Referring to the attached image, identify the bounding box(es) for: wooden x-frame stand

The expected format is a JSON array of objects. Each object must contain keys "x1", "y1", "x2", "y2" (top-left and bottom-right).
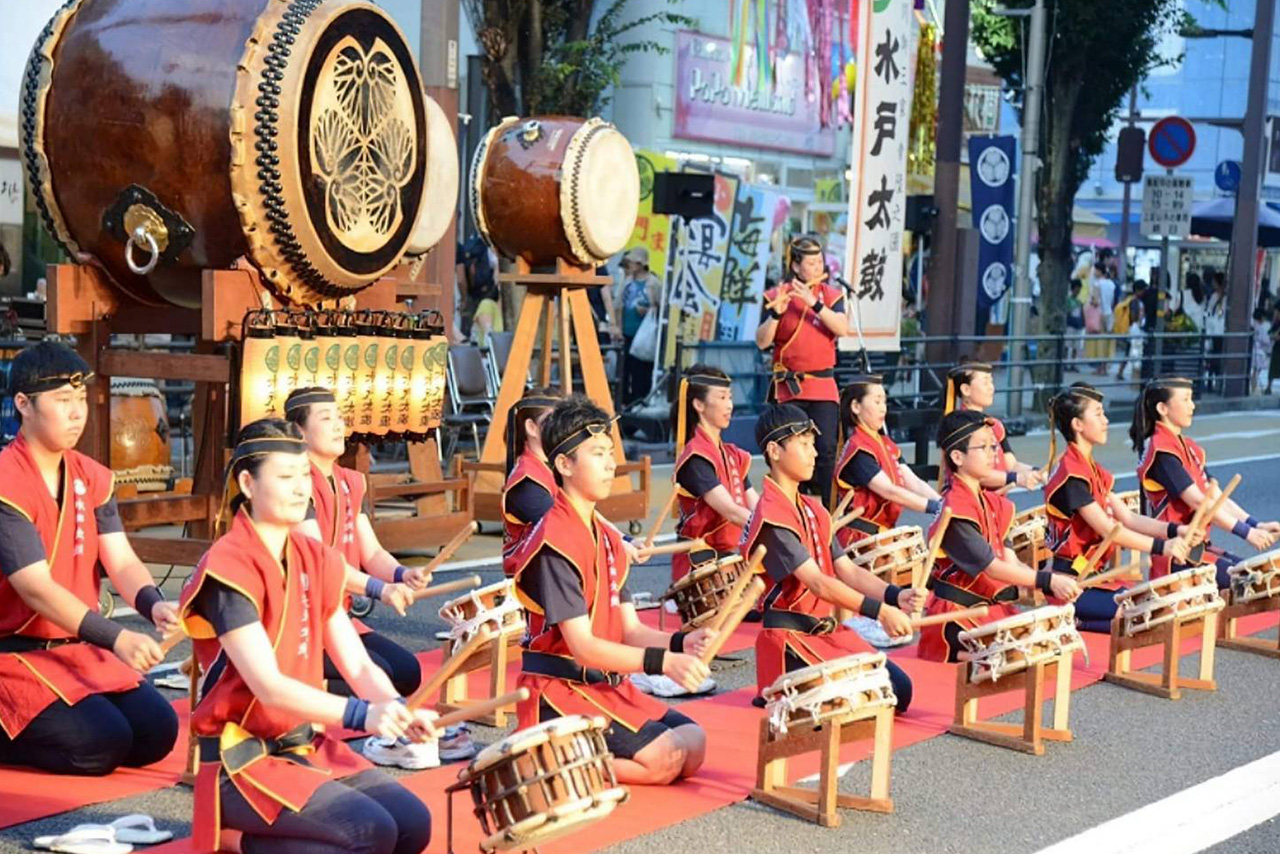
[
  {"x1": 1105, "y1": 610, "x2": 1219, "y2": 700},
  {"x1": 949, "y1": 655, "x2": 1075, "y2": 755}
]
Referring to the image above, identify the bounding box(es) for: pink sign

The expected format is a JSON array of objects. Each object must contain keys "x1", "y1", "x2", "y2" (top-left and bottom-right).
[{"x1": 674, "y1": 31, "x2": 837, "y2": 158}]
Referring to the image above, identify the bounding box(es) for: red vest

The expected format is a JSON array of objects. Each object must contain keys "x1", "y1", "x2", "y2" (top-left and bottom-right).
[
  {"x1": 180, "y1": 509, "x2": 367, "y2": 851},
  {"x1": 673, "y1": 426, "x2": 752, "y2": 581},
  {"x1": 1045, "y1": 444, "x2": 1118, "y2": 571},
  {"x1": 833, "y1": 425, "x2": 903, "y2": 548},
  {"x1": 0, "y1": 434, "x2": 140, "y2": 737},
  {"x1": 1139, "y1": 423, "x2": 1210, "y2": 578},
  {"x1": 310, "y1": 462, "x2": 365, "y2": 569},
  {"x1": 511, "y1": 491, "x2": 668, "y2": 731},
  {"x1": 917, "y1": 476, "x2": 1017, "y2": 661},
  {"x1": 766, "y1": 277, "x2": 843, "y2": 402},
  {"x1": 501, "y1": 450, "x2": 557, "y2": 577}
]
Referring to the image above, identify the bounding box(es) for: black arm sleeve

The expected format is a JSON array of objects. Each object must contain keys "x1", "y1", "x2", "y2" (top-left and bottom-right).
[
  {"x1": 1149, "y1": 451, "x2": 1195, "y2": 497},
  {"x1": 839, "y1": 450, "x2": 883, "y2": 488},
  {"x1": 1000, "y1": 436, "x2": 1014, "y2": 454},
  {"x1": 93, "y1": 497, "x2": 124, "y2": 536},
  {"x1": 676, "y1": 457, "x2": 720, "y2": 499},
  {"x1": 0, "y1": 505, "x2": 46, "y2": 575},
  {"x1": 305, "y1": 500, "x2": 317, "y2": 522},
  {"x1": 1049, "y1": 478, "x2": 1097, "y2": 518},
  {"x1": 520, "y1": 549, "x2": 589, "y2": 625},
  {"x1": 942, "y1": 520, "x2": 997, "y2": 577},
  {"x1": 192, "y1": 578, "x2": 260, "y2": 636},
  {"x1": 506, "y1": 481, "x2": 555, "y2": 525},
  {"x1": 758, "y1": 524, "x2": 815, "y2": 583},
  {"x1": 828, "y1": 296, "x2": 846, "y2": 314}
]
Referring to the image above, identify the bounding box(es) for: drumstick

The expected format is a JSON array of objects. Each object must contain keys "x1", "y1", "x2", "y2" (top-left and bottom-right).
[
  {"x1": 707, "y1": 546, "x2": 767, "y2": 635},
  {"x1": 914, "y1": 508, "x2": 953, "y2": 612},
  {"x1": 644, "y1": 488, "x2": 680, "y2": 549},
  {"x1": 1190, "y1": 474, "x2": 1241, "y2": 543},
  {"x1": 699, "y1": 577, "x2": 765, "y2": 665},
  {"x1": 1078, "y1": 524, "x2": 1123, "y2": 580},
  {"x1": 1186, "y1": 478, "x2": 1219, "y2": 535},
  {"x1": 406, "y1": 626, "x2": 495, "y2": 710},
  {"x1": 639, "y1": 538, "x2": 708, "y2": 557},
  {"x1": 420, "y1": 521, "x2": 480, "y2": 577},
  {"x1": 1079, "y1": 564, "x2": 1135, "y2": 590},
  {"x1": 910, "y1": 604, "x2": 989, "y2": 629},
  {"x1": 411, "y1": 574, "x2": 482, "y2": 603},
  {"x1": 830, "y1": 507, "x2": 866, "y2": 536},
  {"x1": 830, "y1": 487, "x2": 857, "y2": 525},
  {"x1": 430, "y1": 689, "x2": 529, "y2": 731},
  {"x1": 158, "y1": 630, "x2": 186, "y2": 658}
]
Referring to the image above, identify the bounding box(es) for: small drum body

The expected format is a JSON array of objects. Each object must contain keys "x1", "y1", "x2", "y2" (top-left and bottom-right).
[
  {"x1": 439, "y1": 579, "x2": 526, "y2": 653},
  {"x1": 405, "y1": 92, "x2": 459, "y2": 256},
  {"x1": 1116, "y1": 490, "x2": 1142, "y2": 515},
  {"x1": 21, "y1": 0, "x2": 427, "y2": 307},
  {"x1": 1227, "y1": 551, "x2": 1280, "y2": 605},
  {"x1": 957, "y1": 605, "x2": 1083, "y2": 684},
  {"x1": 845, "y1": 526, "x2": 926, "y2": 587},
  {"x1": 1009, "y1": 506, "x2": 1048, "y2": 570},
  {"x1": 662, "y1": 554, "x2": 745, "y2": 630},
  {"x1": 470, "y1": 116, "x2": 639, "y2": 268},
  {"x1": 109, "y1": 378, "x2": 172, "y2": 492},
  {"x1": 1113, "y1": 566, "x2": 1224, "y2": 637},
  {"x1": 761, "y1": 652, "x2": 896, "y2": 736},
  {"x1": 456, "y1": 715, "x2": 628, "y2": 852}
]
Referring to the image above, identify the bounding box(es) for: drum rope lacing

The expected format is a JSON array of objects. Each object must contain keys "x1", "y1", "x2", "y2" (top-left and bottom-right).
[
  {"x1": 1115, "y1": 567, "x2": 1224, "y2": 637},
  {"x1": 958, "y1": 606, "x2": 1085, "y2": 683},
  {"x1": 1229, "y1": 562, "x2": 1280, "y2": 604},
  {"x1": 441, "y1": 586, "x2": 525, "y2": 644},
  {"x1": 764, "y1": 665, "x2": 896, "y2": 736}
]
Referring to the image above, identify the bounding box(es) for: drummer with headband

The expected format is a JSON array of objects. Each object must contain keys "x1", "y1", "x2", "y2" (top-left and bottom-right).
[
  {"x1": 918, "y1": 410, "x2": 1081, "y2": 661},
  {"x1": 178, "y1": 418, "x2": 435, "y2": 854},
  {"x1": 756, "y1": 236, "x2": 848, "y2": 505},
  {"x1": 501, "y1": 387, "x2": 563, "y2": 575},
  {"x1": 1044, "y1": 383, "x2": 1196, "y2": 632},
  {"x1": 670, "y1": 365, "x2": 758, "y2": 582},
  {"x1": 941, "y1": 361, "x2": 1045, "y2": 491},
  {"x1": 510, "y1": 395, "x2": 716, "y2": 785},
  {"x1": 0, "y1": 341, "x2": 179, "y2": 776},
  {"x1": 833, "y1": 373, "x2": 942, "y2": 549},
  {"x1": 743, "y1": 404, "x2": 916, "y2": 712},
  {"x1": 1130, "y1": 377, "x2": 1277, "y2": 588}
]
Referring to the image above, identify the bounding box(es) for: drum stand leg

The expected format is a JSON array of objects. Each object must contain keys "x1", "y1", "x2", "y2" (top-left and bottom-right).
[
  {"x1": 438, "y1": 636, "x2": 521, "y2": 727},
  {"x1": 1218, "y1": 595, "x2": 1280, "y2": 659},
  {"x1": 1104, "y1": 613, "x2": 1219, "y2": 699},
  {"x1": 948, "y1": 656, "x2": 1075, "y2": 756},
  {"x1": 750, "y1": 709, "x2": 894, "y2": 828},
  {"x1": 181, "y1": 654, "x2": 200, "y2": 787}
]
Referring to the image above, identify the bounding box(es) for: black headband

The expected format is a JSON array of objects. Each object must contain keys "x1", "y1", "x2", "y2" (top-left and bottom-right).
[
  {"x1": 948, "y1": 362, "x2": 993, "y2": 378},
  {"x1": 685, "y1": 373, "x2": 732, "y2": 388},
  {"x1": 15, "y1": 371, "x2": 95, "y2": 396},
  {"x1": 1146, "y1": 377, "x2": 1194, "y2": 392},
  {"x1": 1054, "y1": 386, "x2": 1105, "y2": 406},
  {"x1": 846, "y1": 373, "x2": 885, "y2": 386},
  {"x1": 230, "y1": 436, "x2": 307, "y2": 467},
  {"x1": 789, "y1": 238, "x2": 823, "y2": 257},
  {"x1": 760, "y1": 418, "x2": 820, "y2": 448},
  {"x1": 940, "y1": 416, "x2": 993, "y2": 453},
  {"x1": 284, "y1": 388, "x2": 337, "y2": 413},
  {"x1": 513, "y1": 394, "x2": 560, "y2": 413},
  {"x1": 546, "y1": 417, "x2": 618, "y2": 464}
]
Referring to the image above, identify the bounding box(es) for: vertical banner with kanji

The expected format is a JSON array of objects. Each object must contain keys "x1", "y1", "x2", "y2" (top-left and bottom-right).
[
  {"x1": 662, "y1": 172, "x2": 738, "y2": 367},
  {"x1": 718, "y1": 185, "x2": 784, "y2": 341},
  {"x1": 843, "y1": 0, "x2": 913, "y2": 351},
  {"x1": 628, "y1": 150, "x2": 677, "y2": 284},
  {"x1": 968, "y1": 135, "x2": 1017, "y2": 322}
]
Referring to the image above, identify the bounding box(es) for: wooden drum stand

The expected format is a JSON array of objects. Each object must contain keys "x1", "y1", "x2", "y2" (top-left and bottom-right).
[
  {"x1": 1105, "y1": 610, "x2": 1220, "y2": 700},
  {"x1": 950, "y1": 655, "x2": 1075, "y2": 756}
]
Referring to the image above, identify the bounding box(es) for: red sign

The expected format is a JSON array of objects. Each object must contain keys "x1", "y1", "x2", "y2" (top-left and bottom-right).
[{"x1": 1148, "y1": 117, "x2": 1196, "y2": 169}]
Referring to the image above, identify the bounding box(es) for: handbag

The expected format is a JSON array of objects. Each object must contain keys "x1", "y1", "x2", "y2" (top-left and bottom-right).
[{"x1": 629, "y1": 309, "x2": 658, "y2": 362}]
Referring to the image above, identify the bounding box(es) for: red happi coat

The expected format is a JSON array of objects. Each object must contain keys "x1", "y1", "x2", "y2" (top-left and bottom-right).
[
  {"x1": 309, "y1": 462, "x2": 371, "y2": 633},
  {"x1": 941, "y1": 413, "x2": 1011, "y2": 489},
  {"x1": 742, "y1": 477, "x2": 872, "y2": 692},
  {"x1": 1139, "y1": 423, "x2": 1211, "y2": 579},
  {"x1": 917, "y1": 476, "x2": 1018, "y2": 662},
  {"x1": 1045, "y1": 443, "x2": 1121, "y2": 581},
  {"x1": 179, "y1": 509, "x2": 369, "y2": 852},
  {"x1": 501, "y1": 450, "x2": 557, "y2": 577},
  {"x1": 511, "y1": 490, "x2": 669, "y2": 732},
  {"x1": 833, "y1": 424, "x2": 904, "y2": 549},
  {"x1": 765, "y1": 277, "x2": 843, "y2": 403},
  {"x1": 672, "y1": 426, "x2": 752, "y2": 581},
  {"x1": 0, "y1": 434, "x2": 141, "y2": 738}
]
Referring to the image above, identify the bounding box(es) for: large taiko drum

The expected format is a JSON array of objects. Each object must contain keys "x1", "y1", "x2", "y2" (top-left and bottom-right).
[
  {"x1": 20, "y1": 0, "x2": 428, "y2": 307},
  {"x1": 109, "y1": 378, "x2": 173, "y2": 492},
  {"x1": 404, "y1": 92, "x2": 459, "y2": 258},
  {"x1": 470, "y1": 116, "x2": 640, "y2": 268}
]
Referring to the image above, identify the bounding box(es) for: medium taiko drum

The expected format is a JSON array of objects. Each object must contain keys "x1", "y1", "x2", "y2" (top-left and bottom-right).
[
  {"x1": 20, "y1": 0, "x2": 427, "y2": 307},
  {"x1": 109, "y1": 378, "x2": 172, "y2": 492},
  {"x1": 470, "y1": 116, "x2": 639, "y2": 268},
  {"x1": 404, "y1": 92, "x2": 459, "y2": 257},
  {"x1": 957, "y1": 605, "x2": 1083, "y2": 684},
  {"x1": 1113, "y1": 565, "x2": 1224, "y2": 637}
]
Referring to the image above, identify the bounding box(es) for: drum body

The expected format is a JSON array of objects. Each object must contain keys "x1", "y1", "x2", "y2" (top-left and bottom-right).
[
  {"x1": 439, "y1": 579, "x2": 526, "y2": 654},
  {"x1": 405, "y1": 92, "x2": 459, "y2": 256},
  {"x1": 1227, "y1": 551, "x2": 1280, "y2": 605},
  {"x1": 470, "y1": 116, "x2": 639, "y2": 268},
  {"x1": 1115, "y1": 490, "x2": 1141, "y2": 515},
  {"x1": 457, "y1": 715, "x2": 628, "y2": 852},
  {"x1": 761, "y1": 652, "x2": 896, "y2": 736},
  {"x1": 1009, "y1": 506, "x2": 1048, "y2": 570},
  {"x1": 662, "y1": 554, "x2": 745, "y2": 630},
  {"x1": 21, "y1": 0, "x2": 427, "y2": 307},
  {"x1": 957, "y1": 605, "x2": 1083, "y2": 684},
  {"x1": 1113, "y1": 566, "x2": 1223, "y2": 637},
  {"x1": 109, "y1": 378, "x2": 173, "y2": 492},
  {"x1": 846, "y1": 526, "x2": 925, "y2": 587}
]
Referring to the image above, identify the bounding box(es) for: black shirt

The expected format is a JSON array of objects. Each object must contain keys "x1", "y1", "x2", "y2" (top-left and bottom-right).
[
  {"x1": 506, "y1": 480, "x2": 555, "y2": 525},
  {"x1": 191, "y1": 577, "x2": 260, "y2": 636},
  {"x1": 838, "y1": 450, "x2": 882, "y2": 488},
  {"x1": 0, "y1": 498, "x2": 125, "y2": 576},
  {"x1": 757, "y1": 523, "x2": 842, "y2": 583},
  {"x1": 676, "y1": 456, "x2": 751, "y2": 499},
  {"x1": 1049, "y1": 477, "x2": 1097, "y2": 518},
  {"x1": 941, "y1": 520, "x2": 998, "y2": 577},
  {"x1": 1148, "y1": 451, "x2": 1195, "y2": 498},
  {"x1": 520, "y1": 547, "x2": 632, "y2": 626}
]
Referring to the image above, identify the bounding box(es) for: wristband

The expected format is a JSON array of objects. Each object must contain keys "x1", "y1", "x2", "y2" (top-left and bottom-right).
[
  {"x1": 1247, "y1": 515, "x2": 1260, "y2": 528},
  {"x1": 78, "y1": 610, "x2": 124, "y2": 651},
  {"x1": 365, "y1": 576, "x2": 387, "y2": 601},
  {"x1": 1035, "y1": 570, "x2": 1054, "y2": 596},
  {"x1": 813, "y1": 299, "x2": 825, "y2": 313},
  {"x1": 1167, "y1": 522, "x2": 1180, "y2": 539},
  {"x1": 884, "y1": 585, "x2": 902, "y2": 608},
  {"x1": 393, "y1": 566, "x2": 409, "y2": 584},
  {"x1": 1006, "y1": 470, "x2": 1019, "y2": 486},
  {"x1": 1152, "y1": 537, "x2": 1166, "y2": 556},
  {"x1": 925, "y1": 498, "x2": 942, "y2": 515},
  {"x1": 134, "y1": 585, "x2": 164, "y2": 625},
  {"x1": 858, "y1": 598, "x2": 882, "y2": 620},
  {"x1": 669, "y1": 632, "x2": 687, "y2": 653},
  {"x1": 643, "y1": 647, "x2": 666, "y2": 676},
  {"x1": 1232, "y1": 520, "x2": 1252, "y2": 539},
  {"x1": 342, "y1": 697, "x2": 370, "y2": 731}
]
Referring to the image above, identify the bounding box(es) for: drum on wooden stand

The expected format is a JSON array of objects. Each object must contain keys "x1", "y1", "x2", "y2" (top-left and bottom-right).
[
  {"x1": 439, "y1": 579, "x2": 526, "y2": 655},
  {"x1": 845, "y1": 526, "x2": 926, "y2": 587},
  {"x1": 404, "y1": 92, "x2": 459, "y2": 258},
  {"x1": 957, "y1": 605, "x2": 1084, "y2": 684},
  {"x1": 109, "y1": 378, "x2": 173, "y2": 492},
  {"x1": 1227, "y1": 551, "x2": 1280, "y2": 605},
  {"x1": 1113, "y1": 566, "x2": 1224, "y2": 637},
  {"x1": 660, "y1": 554, "x2": 746, "y2": 630},
  {"x1": 1009, "y1": 506, "x2": 1048, "y2": 569},
  {"x1": 760, "y1": 652, "x2": 897, "y2": 736}
]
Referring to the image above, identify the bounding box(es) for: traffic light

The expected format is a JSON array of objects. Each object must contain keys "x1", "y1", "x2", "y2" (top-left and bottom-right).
[{"x1": 1115, "y1": 127, "x2": 1145, "y2": 183}]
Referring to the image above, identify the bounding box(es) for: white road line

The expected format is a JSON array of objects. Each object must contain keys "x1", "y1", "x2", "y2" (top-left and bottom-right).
[
  {"x1": 1111, "y1": 451, "x2": 1280, "y2": 480},
  {"x1": 1033, "y1": 748, "x2": 1280, "y2": 854},
  {"x1": 432, "y1": 531, "x2": 677, "y2": 573}
]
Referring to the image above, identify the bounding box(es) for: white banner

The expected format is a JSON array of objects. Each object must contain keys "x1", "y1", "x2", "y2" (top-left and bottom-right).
[
  {"x1": 0, "y1": 158, "x2": 22, "y2": 226},
  {"x1": 842, "y1": 0, "x2": 913, "y2": 352}
]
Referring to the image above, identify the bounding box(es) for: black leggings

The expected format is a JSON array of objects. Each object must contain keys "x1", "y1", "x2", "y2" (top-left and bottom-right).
[
  {"x1": 0, "y1": 683, "x2": 178, "y2": 776},
  {"x1": 785, "y1": 649, "x2": 913, "y2": 714},
  {"x1": 221, "y1": 768, "x2": 430, "y2": 854},
  {"x1": 789, "y1": 399, "x2": 839, "y2": 506},
  {"x1": 324, "y1": 631, "x2": 422, "y2": 697}
]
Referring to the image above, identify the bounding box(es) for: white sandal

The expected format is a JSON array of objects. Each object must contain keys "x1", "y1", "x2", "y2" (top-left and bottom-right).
[
  {"x1": 102, "y1": 815, "x2": 173, "y2": 845},
  {"x1": 31, "y1": 825, "x2": 132, "y2": 854}
]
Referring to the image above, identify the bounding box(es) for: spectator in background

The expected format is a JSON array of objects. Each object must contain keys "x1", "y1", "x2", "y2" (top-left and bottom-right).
[
  {"x1": 1122, "y1": 298, "x2": 1146, "y2": 385},
  {"x1": 1092, "y1": 260, "x2": 1116, "y2": 374},
  {"x1": 1084, "y1": 290, "x2": 1106, "y2": 373},
  {"x1": 1206, "y1": 271, "x2": 1228, "y2": 391},
  {"x1": 457, "y1": 236, "x2": 497, "y2": 341},
  {"x1": 1253, "y1": 308, "x2": 1272, "y2": 395},
  {"x1": 619, "y1": 247, "x2": 661, "y2": 405},
  {"x1": 1181, "y1": 272, "x2": 1206, "y2": 332},
  {"x1": 470, "y1": 275, "x2": 504, "y2": 349},
  {"x1": 1066, "y1": 279, "x2": 1086, "y2": 369},
  {"x1": 1268, "y1": 306, "x2": 1280, "y2": 395}
]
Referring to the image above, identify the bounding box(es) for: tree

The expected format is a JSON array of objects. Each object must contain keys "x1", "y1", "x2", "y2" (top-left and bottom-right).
[
  {"x1": 464, "y1": 0, "x2": 695, "y2": 119},
  {"x1": 970, "y1": 0, "x2": 1201, "y2": 332}
]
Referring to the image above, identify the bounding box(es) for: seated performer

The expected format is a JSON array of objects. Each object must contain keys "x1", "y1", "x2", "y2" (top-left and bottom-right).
[
  {"x1": 1045, "y1": 383, "x2": 1194, "y2": 632},
  {"x1": 917, "y1": 411, "x2": 1081, "y2": 662},
  {"x1": 941, "y1": 361, "x2": 1045, "y2": 491},
  {"x1": 0, "y1": 341, "x2": 179, "y2": 775},
  {"x1": 501, "y1": 387, "x2": 562, "y2": 576},
  {"x1": 743, "y1": 404, "x2": 916, "y2": 712},
  {"x1": 833, "y1": 374, "x2": 941, "y2": 549},
  {"x1": 511, "y1": 396, "x2": 714, "y2": 785},
  {"x1": 670, "y1": 365, "x2": 758, "y2": 582},
  {"x1": 179, "y1": 418, "x2": 435, "y2": 854},
  {"x1": 1132, "y1": 377, "x2": 1278, "y2": 588}
]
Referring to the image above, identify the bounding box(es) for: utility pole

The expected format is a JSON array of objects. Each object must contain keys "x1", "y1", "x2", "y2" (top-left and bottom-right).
[
  {"x1": 1006, "y1": 0, "x2": 1046, "y2": 416},
  {"x1": 1225, "y1": 0, "x2": 1275, "y2": 396},
  {"x1": 1117, "y1": 85, "x2": 1138, "y2": 290}
]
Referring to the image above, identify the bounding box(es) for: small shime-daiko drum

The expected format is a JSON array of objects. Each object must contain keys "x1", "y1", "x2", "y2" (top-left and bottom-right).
[
  {"x1": 957, "y1": 605, "x2": 1084, "y2": 684},
  {"x1": 109, "y1": 378, "x2": 172, "y2": 492},
  {"x1": 845, "y1": 526, "x2": 926, "y2": 587},
  {"x1": 439, "y1": 579, "x2": 526, "y2": 654},
  {"x1": 21, "y1": 0, "x2": 428, "y2": 307},
  {"x1": 454, "y1": 715, "x2": 628, "y2": 852},
  {"x1": 1113, "y1": 565, "x2": 1224, "y2": 637},
  {"x1": 404, "y1": 92, "x2": 459, "y2": 258},
  {"x1": 470, "y1": 116, "x2": 640, "y2": 268},
  {"x1": 1116, "y1": 490, "x2": 1142, "y2": 515},
  {"x1": 761, "y1": 652, "x2": 896, "y2": 736},
  {"x1": 661, "y1": 554, "x2": 746, "y2": 630},
  {"x1": 1227, "y1": 551, "x2": 1280, "y2": 605},
  {"x1": 1009, "y1": 505, "x2": 1048, "y2": 570}
]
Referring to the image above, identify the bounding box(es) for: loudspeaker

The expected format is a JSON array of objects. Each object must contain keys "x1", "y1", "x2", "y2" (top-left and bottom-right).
[
  {"x1": 905, "y1": 194, "x2": 938, "y2": 232},
  {"x1": 652, "y1": 172, "x2": 716, "y2": 218}
]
